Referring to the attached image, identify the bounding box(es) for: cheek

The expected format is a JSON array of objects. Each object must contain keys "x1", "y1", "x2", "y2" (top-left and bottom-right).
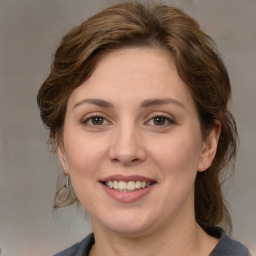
[
  {"x1": 63, "y1": 134, "x2": 109, "y2": 209},
  {"x1": 64, "y1": 133, "x2": 108, "y2": 176},
  {"x1": 148, "y1": 132, "x2": 203, "y2": 178},
  {"x1": 142, "y1": 135, "x2": 202, "y2": 219}
]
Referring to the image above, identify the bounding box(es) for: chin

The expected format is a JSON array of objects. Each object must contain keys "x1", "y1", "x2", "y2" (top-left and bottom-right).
[
  {"x1": 93, "y1": 208, "x2": 157, "y2": 237},
  {"x1": 108, "y1": 220, "x2": 154, "y2": 237}
]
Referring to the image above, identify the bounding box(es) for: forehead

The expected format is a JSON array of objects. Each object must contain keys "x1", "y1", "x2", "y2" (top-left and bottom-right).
[{"x1": 68, "y1": 47, "x2": 194, "y2": 108}]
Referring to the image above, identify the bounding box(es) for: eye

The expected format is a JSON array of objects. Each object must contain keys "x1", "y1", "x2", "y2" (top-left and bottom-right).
[
  {"x1": 82, "y1": 115, "x2": 109, "y2": 126},
  {"x1": 147, "y1": 115, "x2": 175, "y2": 126}
]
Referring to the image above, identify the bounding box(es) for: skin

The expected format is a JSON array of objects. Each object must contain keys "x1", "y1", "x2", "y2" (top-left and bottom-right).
[{"x1": 58, "y1": 47, "x2": 220, "y2": 256}]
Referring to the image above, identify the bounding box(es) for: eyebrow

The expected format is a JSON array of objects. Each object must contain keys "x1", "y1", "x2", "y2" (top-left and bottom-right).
[
  {"x1": 72, "y1": 97, "x2": 185, "y2": 110},
  {"x1": 140, "y1": 98, "x2": 185, "y2": 109},
  {"x1": 73, "y1": 98, "x2": 114, "y2": 109}
]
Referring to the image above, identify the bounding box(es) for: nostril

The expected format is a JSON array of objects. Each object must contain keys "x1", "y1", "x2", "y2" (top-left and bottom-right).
[
  {"x1": 110, "y1": 154, "x2": 140, "y2": 165},
  {"x1": 108, "y1": 140, "x2": 147, "y2": 164},
  {"x1": 112, "y1": 157, "x2": 120, "y2": 163}
]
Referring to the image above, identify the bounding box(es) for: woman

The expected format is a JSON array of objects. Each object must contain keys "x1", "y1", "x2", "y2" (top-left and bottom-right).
[{"x1": 37, "y1": 2, "x2": 249, "y2": 256}]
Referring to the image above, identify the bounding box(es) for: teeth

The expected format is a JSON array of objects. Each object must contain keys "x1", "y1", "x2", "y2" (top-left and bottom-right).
[
  {"x1": 113, "y1": 180, "x2": 119, "y2": 189},
  {"x1": 135, "y1": 181, "x2": 142, "y2": 189},
  {"x1": 119, "y1": 181, "x2": 126, "y2": 190},
  {"x1": 127, "y1": 181, "x2": 136, "y2": 190},
  {"x1": 105, "y1": 180, "x2": 152, "y2": 191}
]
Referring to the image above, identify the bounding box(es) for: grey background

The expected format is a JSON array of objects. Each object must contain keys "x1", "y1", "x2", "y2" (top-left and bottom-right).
[{"x1": 0, "y1": 0, "x2": 255, "y2": 255}]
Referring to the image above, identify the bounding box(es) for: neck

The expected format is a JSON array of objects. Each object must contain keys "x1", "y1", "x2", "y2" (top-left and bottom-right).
[{"x1": 90, "y1": 217, "x2": 218, "y2": 256}]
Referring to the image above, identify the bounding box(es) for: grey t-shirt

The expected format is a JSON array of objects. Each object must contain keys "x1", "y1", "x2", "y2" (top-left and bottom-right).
[{"x1": 53, "y1": 225, "x2": 249, "y2": 256}]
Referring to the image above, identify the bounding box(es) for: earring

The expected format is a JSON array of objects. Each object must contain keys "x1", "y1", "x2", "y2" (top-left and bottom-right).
[
  {"x1": 65, "y1": 174, "x2": 70, "y2": 188},
  {"x1": 204, "y1": 164, "x2": 208, "y2": 176}
]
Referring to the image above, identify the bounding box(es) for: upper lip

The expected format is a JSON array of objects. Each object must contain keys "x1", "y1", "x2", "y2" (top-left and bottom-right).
[{"x1": 99, "y1": 175, "x2": 156, "y2": 183}]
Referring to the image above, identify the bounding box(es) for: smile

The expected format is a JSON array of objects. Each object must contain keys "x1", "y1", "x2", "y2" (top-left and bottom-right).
[
  {"x1": 100, "y1": 175, "x2": 156, "y2": 202},
  {"x1": 104, "y1": 180, "x2": 152, "y2": 192}
]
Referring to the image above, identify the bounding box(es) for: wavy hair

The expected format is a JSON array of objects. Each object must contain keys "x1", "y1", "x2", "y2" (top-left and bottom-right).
[{"x1": 37, "y1": 2, "x2": 237, "y2": 230}]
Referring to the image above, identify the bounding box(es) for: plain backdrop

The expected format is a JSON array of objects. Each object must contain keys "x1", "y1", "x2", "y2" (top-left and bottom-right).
[{"x1": 0, "y1": 0, "x2": 255, "y2": 255}]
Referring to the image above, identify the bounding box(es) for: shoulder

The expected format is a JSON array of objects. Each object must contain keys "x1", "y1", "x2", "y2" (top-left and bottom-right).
[
  {"x1": 53, "y1": 233, "x2": 95, "y2": 256},
  {"x1": 211, "y1": 232, "x2": 250, "y2": 256},
  {"x1": 200, "y1": 223, "x2": 250, "y2": 256}
]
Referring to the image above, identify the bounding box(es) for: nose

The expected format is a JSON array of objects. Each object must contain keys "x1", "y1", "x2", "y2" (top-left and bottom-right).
[{"x1": 108, "y1": 123, "x2": 146, "y2": 166}]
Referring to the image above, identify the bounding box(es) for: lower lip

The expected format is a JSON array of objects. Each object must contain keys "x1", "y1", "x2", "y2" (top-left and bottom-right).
[{"x1": 101, "y1": 183, "x2": 155, "y2": 203}]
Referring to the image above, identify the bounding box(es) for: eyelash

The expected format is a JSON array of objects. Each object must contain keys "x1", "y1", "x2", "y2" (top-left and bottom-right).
[
  {"x1": 81, "y1": 114, "x2": 175, "y2": 128},
  {"x1": 81, "y1": 115, "x2": 110, "y2": 126},
  {"x1": 146, "y1": 115, "x2": 175, "y2": 127}
]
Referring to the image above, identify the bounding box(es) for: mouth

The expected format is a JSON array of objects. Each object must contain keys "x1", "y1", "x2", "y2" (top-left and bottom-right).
[
  {"x1": 102, "y1": 180, "x2": 153, "y2": 192},
  {"x1": 100, "y1": 175, "x2": 156, "y2": 192}
]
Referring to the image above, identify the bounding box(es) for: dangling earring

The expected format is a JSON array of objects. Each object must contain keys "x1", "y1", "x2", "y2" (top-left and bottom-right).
[
  {"x1": 65, "y1": 174, "x2": 70, "y2": 188},
  {"x1": 204, "y1": 164, "x2": 208, "y2": 176}
]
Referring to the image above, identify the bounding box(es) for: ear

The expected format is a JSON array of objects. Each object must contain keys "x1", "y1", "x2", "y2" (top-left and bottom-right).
[
  {"x1": 56, "y1": 141, "x2": 70, "y2": 175},
  {"x1": 198, "y1": 120, "x2": 221, "y2": 172}
]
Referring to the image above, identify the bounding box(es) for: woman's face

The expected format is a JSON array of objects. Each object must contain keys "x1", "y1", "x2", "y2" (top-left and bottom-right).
[{"x1": 58, "y1": 47, "x2": 219, "y2": 236}]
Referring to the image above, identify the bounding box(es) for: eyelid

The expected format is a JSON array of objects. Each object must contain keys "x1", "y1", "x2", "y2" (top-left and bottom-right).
[
  {"x1": 80, "y1": 112, "x2": 175, "y2": 127},
  {"x1": 145, "y1": 113, "x2": 176, "y2": 126},
  {"x1": 81, "y1": 113, "x2": 111, "y2": 126}
]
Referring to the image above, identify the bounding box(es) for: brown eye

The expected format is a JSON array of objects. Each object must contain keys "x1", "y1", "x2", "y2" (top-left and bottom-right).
[
  {"x1": 82, "y1": 115, "x2": 109, "y2": 126},
  {"x1": 153, "y1": 116, "x2": 167, "y2": 126},
  {"x1": 147, "y1": 115, "x2": 175, "y2": 127},
  {"x1": 91, "y1": 116, "x2": 104, "y2": 125}
]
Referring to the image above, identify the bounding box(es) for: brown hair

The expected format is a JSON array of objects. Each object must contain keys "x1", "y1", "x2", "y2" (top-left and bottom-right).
[{"x1": 37, "y1": 1, "x2": 237, "y2": 230}]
